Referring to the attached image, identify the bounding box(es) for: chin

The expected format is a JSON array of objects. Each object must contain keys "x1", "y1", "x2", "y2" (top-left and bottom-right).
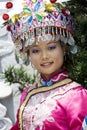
[{"x1": 41, "y1": 70, "x2": 55, "y2": 76}]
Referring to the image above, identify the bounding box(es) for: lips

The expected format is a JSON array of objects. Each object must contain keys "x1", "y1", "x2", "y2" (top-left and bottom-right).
[{"x1": 40, "y1": 62, "x2": 53, "y2": 67}]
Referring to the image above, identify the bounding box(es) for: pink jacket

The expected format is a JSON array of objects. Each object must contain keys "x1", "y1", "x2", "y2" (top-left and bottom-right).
[{"x1": 10, "y1": 81, "x2": 87, "y2": 130}]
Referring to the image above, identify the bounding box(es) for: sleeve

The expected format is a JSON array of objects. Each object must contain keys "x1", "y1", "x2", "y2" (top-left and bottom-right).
[
  {"x1": 10, "y1": 122, "x2": 19, "y2": 130},
  {"x1": 66, "y1": 87, "x2": 87, "y2": 130},
  {"x1": 10, "y1": 109, "x2": 20, "y2": 130},
  {"x1": 10, "y1": 87, "x2": 29, "y2": 130}
]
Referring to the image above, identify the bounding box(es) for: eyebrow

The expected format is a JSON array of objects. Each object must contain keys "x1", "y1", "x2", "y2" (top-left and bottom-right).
[
  {"x1": 30, "y1": 44, "x2": 39, "y2": 48},
  {"x1": 47, "y1": 42, "x2": 56, "y2": 45},
  {"x1": 30, "y1": 42, "x2": 56, "y2": 48}
]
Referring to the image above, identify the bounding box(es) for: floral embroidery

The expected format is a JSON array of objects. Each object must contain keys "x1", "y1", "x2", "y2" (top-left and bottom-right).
[{"x1": 23, "y1": 96, "x2": 57, "y2": 130}]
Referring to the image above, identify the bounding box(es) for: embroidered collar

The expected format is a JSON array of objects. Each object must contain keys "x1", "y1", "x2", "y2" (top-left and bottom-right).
[{"x1": 40, "y1": 68, "x2": 68, "y2": 87}]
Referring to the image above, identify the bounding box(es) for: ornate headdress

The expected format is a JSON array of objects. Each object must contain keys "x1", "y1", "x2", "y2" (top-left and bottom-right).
[{"x1": 2, "y1": 0, "x2": 77, "y2": 56}]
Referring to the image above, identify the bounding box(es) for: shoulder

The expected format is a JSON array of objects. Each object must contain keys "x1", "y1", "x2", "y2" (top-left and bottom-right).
[
  {"x1": 59, "y1": 81, "x2": 87, "y2": 107},
  {"x1": 64, "y1": 81, "x2": 87, "y2": 110},
  {"x1": 62, "y1": 82, "x2": 87, "y2": 122},
  {"x1": 65, "y1": 81, "x2": 87, "y2": 99},
  {"x1": 56, "y1": 80, "x2": 85, "y2": 96},
  {"x1": 68, "y1": 81, "x2": 87, "y2": 94}
]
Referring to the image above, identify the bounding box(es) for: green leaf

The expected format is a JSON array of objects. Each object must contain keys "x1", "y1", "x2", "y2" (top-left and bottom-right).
[
  {"x1": 35, "y1": 14, "x2": 43, "y2": 22},
  {"x1": 23, "y1": 8, "x2": 31, "y2": 13}
]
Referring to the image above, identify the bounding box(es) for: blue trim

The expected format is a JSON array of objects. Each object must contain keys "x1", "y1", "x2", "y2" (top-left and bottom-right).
[
  {"x1": 41, "y1": 79, "x2": 53, "y2": 86},
  {"x1": 82, "y1": 116, "x2": 87, "y2": 130},
  {"x1": 85, "y1": 116, "x2": 87, "y2": 125}
]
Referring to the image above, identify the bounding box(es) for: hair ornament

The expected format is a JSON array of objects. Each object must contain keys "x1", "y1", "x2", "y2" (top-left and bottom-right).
[{"x1": 2, "y1": 0, "x2": 77, "y2": 64}]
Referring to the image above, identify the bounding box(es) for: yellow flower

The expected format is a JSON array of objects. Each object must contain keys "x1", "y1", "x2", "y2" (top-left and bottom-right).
[{"x1": 45, "y1": 4, "x2": 54, "y2": 12}]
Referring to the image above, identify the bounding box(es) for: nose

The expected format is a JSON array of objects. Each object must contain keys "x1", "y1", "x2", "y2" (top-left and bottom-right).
[{"x1": 41, "y1": 50, "x2": 49, "y2": 60}]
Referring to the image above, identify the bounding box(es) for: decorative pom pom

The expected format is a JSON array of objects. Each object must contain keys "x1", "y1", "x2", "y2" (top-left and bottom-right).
[
  {"x1": 2, "y1": 14, "x2": 9, "y2": 20},
  {"x1": 50, "y1": 0, "x2": 57, "y2": 3},
  {"x1": 6, "y1": 2, "x2": 13, "y2": 9},
  {"x1": 62, "y1": 8, "x2": 70, "y2": 16},
  {"x1": 6, "y1": 25, "x2": 11, "y2": 31}
]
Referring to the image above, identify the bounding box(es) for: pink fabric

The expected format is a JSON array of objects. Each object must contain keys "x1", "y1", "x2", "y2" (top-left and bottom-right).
[
  {"x1": 41, "y1": 68, "x2": 68, "y2": 82},
  {"x1": 10, "y1": 88, "x2": 29, "y2": 130},
  {"x1": 20, "y1": 87, "x2": 29, "y2": 105},
  {"x1": 10, "y1": 83, "x2": 87, "y2": 130},
  {"x1": 10, "y1": 121, "x2": 19, "y2": 130}
]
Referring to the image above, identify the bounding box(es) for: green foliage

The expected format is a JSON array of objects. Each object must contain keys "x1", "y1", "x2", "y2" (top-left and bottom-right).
[
  {"x1": 3, "y1": 66, "x2": 37, "y2": 92},
  {"x1": 64, "y1": 1, "x2": 87, "y2": 88},
  {"x1": 75, "y1": 16, "x2": 87, "y2": 49},
  {"x1": 68, "y1": 48, "x2": 87, "y2": 88},
  {"x1": 65, "y1": 0, "x2": 87, "y2": 15}
]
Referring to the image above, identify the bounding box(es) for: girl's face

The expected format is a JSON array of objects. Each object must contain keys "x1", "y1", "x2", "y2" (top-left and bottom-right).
[{"x1": 29, "y1": 41, "x2": 65, "y2": 79}]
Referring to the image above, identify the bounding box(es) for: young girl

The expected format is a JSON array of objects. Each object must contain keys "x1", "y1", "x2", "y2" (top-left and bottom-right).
[{"x1": 3, "y1": 0, "x2": 87, "y2": 130}]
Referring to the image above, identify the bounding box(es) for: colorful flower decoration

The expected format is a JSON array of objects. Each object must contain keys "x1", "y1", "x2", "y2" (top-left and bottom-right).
[
  {"x1": 2, "y1": 14, "x2": 9, "y2": 21},
  {"x1": 2, "y1": 0, "x2": 77, "y2": 58},
  {"x1": 62, "y1": 8, "x2": 70, "y2": 16},
  {"x1": 2, "y1": 2, "x2": 13, "y2": 21},
  {"x1": 50, "y1": 0, "x2": 57, "y2": 3},
  {"x1": 21, "y1": 0, "x2": 55, "y2": 26},
  {"x1": 6, "y1": 2, "x2": 13, "y2": 9}
]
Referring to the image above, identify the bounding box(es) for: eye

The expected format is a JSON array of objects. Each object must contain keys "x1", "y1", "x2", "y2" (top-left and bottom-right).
[
  {"x1": 48, "y1": 45, "x2": 56, "y2": 50},
  {"x1": 32, "y1": 49, "x2": 39, "y2": 53}
]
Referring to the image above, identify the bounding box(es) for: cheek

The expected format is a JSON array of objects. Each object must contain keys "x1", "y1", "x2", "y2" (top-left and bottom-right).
[
  {"x1": 53, "y1": 50, "x2": 64, "y2": 61},
  {"x1": 30, "y1": 55, "x2": 40, "y2": 67},
  {"x1": 54, "y1": 52, "x2": 64, "y2": 68}
]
